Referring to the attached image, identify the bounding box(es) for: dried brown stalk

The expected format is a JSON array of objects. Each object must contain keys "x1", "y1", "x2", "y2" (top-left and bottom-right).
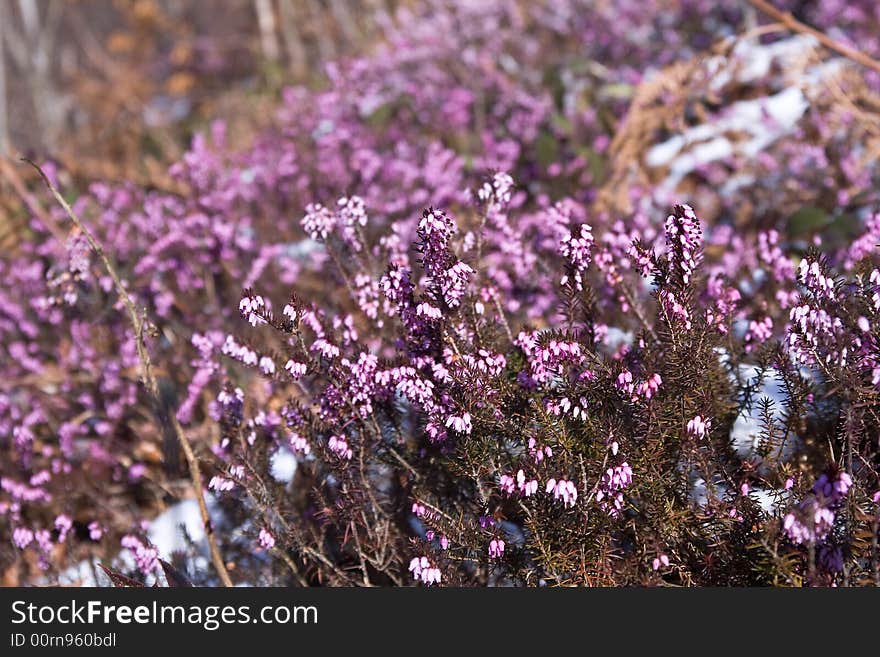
[{"x1": 747, "y1": 0, "x2": 880, "y2": 76}]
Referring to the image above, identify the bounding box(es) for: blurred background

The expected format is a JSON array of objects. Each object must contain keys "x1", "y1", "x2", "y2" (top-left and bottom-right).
[{"x1": 0, "y1": 0, "x2": 403, "y2": 181}]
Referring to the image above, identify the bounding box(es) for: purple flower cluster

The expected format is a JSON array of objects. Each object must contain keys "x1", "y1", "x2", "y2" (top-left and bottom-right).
[
  {"x1": 783, "y1": 472, "x2": 853, "y2": 546},
  {"x1": 409, "y1": 556, "x2": 442, "y2": 586},
  {"x1": 596, "y1": 463, "x2": 634, "y2": 518}
]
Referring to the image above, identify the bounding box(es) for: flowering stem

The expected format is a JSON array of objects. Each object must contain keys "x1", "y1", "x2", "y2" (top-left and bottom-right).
[{"x1": 24, "y1": 158, "x2": 234, "y2": 587}]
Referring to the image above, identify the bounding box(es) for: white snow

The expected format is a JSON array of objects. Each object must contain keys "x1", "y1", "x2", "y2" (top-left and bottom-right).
[
  {"x1": 708, "y1": 35, "x2": 820, "y2": 90},
  {"x1": 57, "y1": 558, "x2": 100, "y2": 586},
  {"x1": 270, "y1": 448, "x2": 298, "y2": 483},
  {"x1": 647, "y1": 87, "x2": 809, "y2": 195},
  {"x1": 730, "y1": 364, "x2": 788, "y2": 456},
  {"x1": 646, "y1": 35, "x2": 844, "y2": 201},
  {"x1": 147, "y1": 495, "x2": 225, "y2": 558},
  {"x1": 750, "y1": 486, "x2": 789, "y2": 514}
]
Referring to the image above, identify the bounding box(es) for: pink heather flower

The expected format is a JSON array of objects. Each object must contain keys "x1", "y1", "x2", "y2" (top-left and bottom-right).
[
  {"x1": 652, "y1": 554, "x2": 671, "y2": 571},
  {"x1": 478, "y1": 172, "x2": 515, "y2": 206},
  {"x1": 797, "y1": 258, "x2": 836, "y2": 300},
  {"x1": 312, "y1": 338, "x2": 340, "y2": 359},
  {"x1": 636, "y1": 373, "x2": 662, "y2": 400},
  {"x1": 13, "y1": 527, "x2": 34, "y2": 549},
  {"x1": 788, "y1": 303, "x2": 846, "y2": 366},
  {"x1": 528, "y1": 438, "x2": 553, "y2": 463},
  {"x1": 302, "y1": 203, "x2": 336, "y2": 241},
  {"x1": 259, "y1": 356, "x2": 276, "y2": 375},
  {"x1": 418, "y1": 208, "x2": 456, "y2": 240},
  {"x1": 439, "y1": 536, "x2": 449, "y2": 550},
  {"x1": 222, "y1": 335, "x2": 259, "y2": 366},
  {"x1": 745, "y1": 317, "x2": 773, "y2": 351},
  {"x1": 873, "y1": 491, "x2": 880, "y2": 504},
  {"x1": 120, "y1": 535, "x2": 158, "y2": 575},
  {"x1": 409, "y1": 556, "x2": 442, "y2": 585},
  {"x1": 215, "y1": 387, "x2": 244, "y2": 418},
  {"x1": 488, "y1": 539, "x2": 505, "y2": 559},
  {"x1": 596, "y1": 462, "x2": 633, "y2": 517},
  {"x1": 440, "y1": 261, "x2": 475, "y2": 308},
  {"x1": 239, "y1": 293, "x2": 267, "y2": 326},
  {"x1": 54, "y1": 514, "x2": 73, "y2": 542},
  {"x1": 501, "y1": 470, "x2": 538, "y2": 497},
  {"x1": 88, "y1": 521, "x2": 104, "y2": 541},
  {"x1": 445, "y1": 412, "x2": 472, "y2": 435},
  {"x1": 34, "y1": 530, "x2": 53, "y2": 568},
  {"x1": 328, "y1": 435, "x2": 353, "y2": 460},
  {"x1": 208, "y1": 475, "x2": 234, "y2": 492},
  {"x1": 284, "y1": 360, "x2": 307, "y2": 378},
  {"x1": 686, "y1": 415, "x2": 710, "y2": 439},
  {"x1": 415, "y1": 302, "x2": 442, "y2": 320},
  {"x1": 516, "y1": 469, "x2": 538, "y2": 497},
  {"x1": 813, "y1": 472, "x2": 852, "y2": 502},
  {"x1": 516, "y1": 333, "x2": 585, "y2": 386},
  {"x1": 659, "y1": 290, "x2": 692, "y2": 330},
  {"x1": 128, "y1": 463, "x2": 147, "y2": 482},
  {"x1": 288, "y1": 432, "x2": 311, "y2": 455},
  {"x1": 783, "y1": 505, "x2": 835, "y2": 545},
  {"x1": 546, "y1": 478, "x2": 578, "y2": 508},
  {"x1": 783, "y1": 472, "x2": 852, "y2": 545},
  {"x1": 336, "y1": 195, "x2": 368, "y2": 251},
  {"x1": 665, "y1": 204, "x2": 703, "y2": 286},
  {"x1": 258, "y1": 528, "x2": 275, "y2": 550},
  {"x1": 616, "y1": 370, "x2": 634, "y2": 395},
  {"x1": 282, "y1": 304, "x2": 297, "y2": 322},
  {"x1": 559, "y1": 224, "x2": 595, "y2": 290},
  {"x1": 462, "y1": 349, "x2": 507, "y2": 377},
  {"x1": 629, "y1": 242, "x2": 654, "y2": 277}
]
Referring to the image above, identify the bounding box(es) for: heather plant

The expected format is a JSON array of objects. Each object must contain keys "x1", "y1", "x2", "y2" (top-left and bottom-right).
[{"x1": 2, "y1": 1, "x2": 880, "y2": 587}]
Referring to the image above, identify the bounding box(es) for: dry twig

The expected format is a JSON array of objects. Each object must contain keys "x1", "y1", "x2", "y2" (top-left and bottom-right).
[{"x1": 747, "y1": 0, "x2": 880, "y2": 76}]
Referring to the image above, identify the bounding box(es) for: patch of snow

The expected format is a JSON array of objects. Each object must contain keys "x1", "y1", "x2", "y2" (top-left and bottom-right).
[
  {"x1": 147, "y1": 495, "x2": 223, "y2": 559},
  {"x1": 689, "y1": 476, "x2": 731, "y2": 508},
  {"x1": 730, "y1": 364, "x2": 787, "y2": 456},
  {"x1": 690, "y1": 477, "x2": 708, "y2": 507},
  {"x1": 270, "y1": 448, "x2": 298, "y2": 483},
  {"x1": 750, "y1": 486, "x2": 789, "y2": 515},
  {"x1": 648, "y1": 87, "x2": 809, "y2": 196},
  {"x1": 709, "y1": 35, "x2": 819, "y2": 90},
  {"x1": 57, "y1": 558, "x2": 99, "y2": 586},
  {"x1": 283, "y1": 239, "x2": 323, "y2": 260},
  {"x1": 603, "y1": 326, "x2": 634, "y2": 351}
]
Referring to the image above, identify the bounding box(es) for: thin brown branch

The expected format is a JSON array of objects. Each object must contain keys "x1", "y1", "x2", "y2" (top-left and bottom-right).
[
  {"x1": 0, "y1": 157, "x2": 67, "y2": 245},
  {"x1": 747, "y1": 0, "x2": 880, "y2": 76},
  {"x1": 23, "y1": 158, "x2": 234, "y2": 588}
]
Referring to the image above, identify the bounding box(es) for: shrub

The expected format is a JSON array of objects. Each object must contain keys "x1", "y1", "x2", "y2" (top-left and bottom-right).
[{"x1": 2, "y1": 0, "x2": 880, "y2": 587}]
